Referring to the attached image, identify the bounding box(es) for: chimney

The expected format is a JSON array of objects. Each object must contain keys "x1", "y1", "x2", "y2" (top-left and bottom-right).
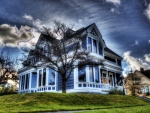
[{"x1": 140, "y1": 67, "x2": 144, "y2": 72}]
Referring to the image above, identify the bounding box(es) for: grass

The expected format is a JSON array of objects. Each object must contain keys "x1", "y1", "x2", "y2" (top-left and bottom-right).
[
  {"x1": 77, "y1": 105, "x2": 150, "y2": 113},
  {"x1": 0, "y1": 93, "x2": 149, "y2": 112}
]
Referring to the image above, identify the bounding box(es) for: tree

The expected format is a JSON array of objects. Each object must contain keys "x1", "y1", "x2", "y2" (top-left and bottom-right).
[
  {"x1": 124, "y1": 72, "x2": 142, "y2": 96},
  {"x1": 0, "y1": 51, "x2": 19, "y2": 85},
  {"x1": 22, "y1": 21, "x2": 104, "y2": 93}
]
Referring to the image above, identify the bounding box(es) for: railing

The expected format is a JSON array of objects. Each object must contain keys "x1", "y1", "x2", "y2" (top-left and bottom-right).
[
  {"x1": 18, "y1": 85, "x2": 57, "y2": 93},
  {"x1": 37, "y1": 85, "x2": 56, "y2": 92},
  {"x1": 76, "y1": 82, "x2": 113, "y2": 90}
]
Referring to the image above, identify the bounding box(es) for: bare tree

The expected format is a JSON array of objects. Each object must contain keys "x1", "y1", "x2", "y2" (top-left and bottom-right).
[
  {"x1": 23, "y1": 21, "x2": 104, "y2": 93},
  {"x1": 0, "y1": 51, "x2": 19, "y2": 85},
  {"x1": 124, "y1": 72, "x2": 142, "y2": 96}
]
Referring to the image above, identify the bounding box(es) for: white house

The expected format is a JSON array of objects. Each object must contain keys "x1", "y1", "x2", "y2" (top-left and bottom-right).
[{"x1": 18, "y1": 23, "x2": 123, "y2": 94}]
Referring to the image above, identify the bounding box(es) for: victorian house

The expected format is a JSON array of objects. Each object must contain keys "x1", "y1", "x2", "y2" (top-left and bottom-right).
[{"x1": 18, "y1": 23, "x2": 123, "y2": 94}]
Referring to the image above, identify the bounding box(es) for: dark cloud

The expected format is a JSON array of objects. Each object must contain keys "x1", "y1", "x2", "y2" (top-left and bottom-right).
[{"x1": 0, "y1": 24, "x2": 32, "y2": 47}]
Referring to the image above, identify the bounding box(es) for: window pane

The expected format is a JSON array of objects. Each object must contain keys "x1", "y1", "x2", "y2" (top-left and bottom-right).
[
  {"x1": 89, "y1": 66, "x2": 94, "y2": 82},
  {"x1": 95, "y1": 66, "x2": 99, "y2": 83},
  {"x1": 48, "y1": 69, "x2": 55, "y2": 85},
  {"x1": 117, "y1": 59, "x2": 121, "y2": 66},
  {"x1": 82, "y1": 37, "x2": 87, "y2": 49},
  {"x1": 31, "y1": 72, "x2": 37, "y2": 88},
  {"x1": 39, "y1": 70, "x2": 42, "y2": 87},
  {"x1": 93, "y1": 39, "x2": 97, "y2": 53},
  {"x1": 78, "y1": 66, "x2": 86, "y2": 82},
  {"x1": 99, "y1": 43, "x2": 103, "y2": 55},
  {"x1": 43, "y1": 69, "x2": 46, "y2": 86},
  {"x1": 88, "y1": 37, "x2": 92, "y2": 51}
]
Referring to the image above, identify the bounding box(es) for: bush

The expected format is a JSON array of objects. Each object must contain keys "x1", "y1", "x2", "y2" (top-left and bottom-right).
[
  {"x1": 0, "y1": 86, "x2": 17, "y2": 96},
  {"x1": 109, "y1": 88, "x2": 123, "y2": 95}
]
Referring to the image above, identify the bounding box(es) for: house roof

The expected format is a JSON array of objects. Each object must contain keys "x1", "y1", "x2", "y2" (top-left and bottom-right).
[
  {"x1": 141, "y1": 70, "x2": 150, "y2": 79},
  {"x1": 104, "y1": 47, "x2": 122, "y2": 59}
]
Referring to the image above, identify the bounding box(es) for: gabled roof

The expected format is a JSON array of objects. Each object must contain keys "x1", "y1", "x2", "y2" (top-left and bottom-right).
[
  {"x1": 67, "y1": 23, "x2": 94, "y2": 39},
  {"x1": 141, "y1": 70, "x2": 150, "y2": 79},
  {"x1": 104, "y1": 47, "x2": 122, "y2": 59}
]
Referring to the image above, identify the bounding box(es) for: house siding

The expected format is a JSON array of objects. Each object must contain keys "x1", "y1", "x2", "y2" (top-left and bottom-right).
[{"x1": 58, "y1": 70, "x2": 74, "y2": 91}]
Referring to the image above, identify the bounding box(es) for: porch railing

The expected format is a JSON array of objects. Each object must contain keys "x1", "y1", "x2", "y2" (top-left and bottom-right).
[{"x1": 76, "y1": 82, "x2": 113, "y2": 90}]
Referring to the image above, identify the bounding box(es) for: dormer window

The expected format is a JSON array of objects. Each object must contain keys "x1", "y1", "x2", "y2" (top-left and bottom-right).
[
  {"x1": 87, "y1": 37, "x2": 103, "y2": 55},
  {"x1": 93, "y1": 39, "x2": 97, "y2": 53},
  {"x1": 88, "y1": 37, "x2": 92, "y2": 51}
]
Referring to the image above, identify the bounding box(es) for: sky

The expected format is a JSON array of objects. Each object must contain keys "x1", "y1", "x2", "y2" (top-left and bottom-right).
[{"x1": 0, "y1": 0, "x2": 150, "y2": 76}]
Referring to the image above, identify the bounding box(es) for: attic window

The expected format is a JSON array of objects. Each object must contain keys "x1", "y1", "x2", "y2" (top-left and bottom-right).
[{"x1": 91, "y1": 29, "x2": 98, "y2": 36}]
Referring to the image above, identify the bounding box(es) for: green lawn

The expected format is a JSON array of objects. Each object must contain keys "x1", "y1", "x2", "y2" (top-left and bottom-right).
[
  {"x1": 0, "y1": 93, "x2": 149, "y2": 112},
  {"x1": 77, "y1": 105, "x2": 150, "y2": 113}
]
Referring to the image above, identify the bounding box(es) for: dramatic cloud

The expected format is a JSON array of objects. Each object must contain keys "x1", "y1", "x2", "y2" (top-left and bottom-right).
[
  {"x1": 23, "y1": 14, "x2": 44, "y2": 30},
  {"x1": 144, "y1": 54, "x2": 150, "y2": 62},
  {"x1": 123, "y1": 51, "x2": 149, "y2": 76},
  {"x1": 18, "y1": 27, "x2": 40, "y2": 48},
  {"x1": 0, "y1": 24, "x2": 32, "y2": 47},
  {"x1": 144, "y1": 4, "x2": 150, "y2": 20},
  {"x1": 106, "y1": 0, "x2": 121, "y2": 5},
  {"x1": 0, "y1": 24, "x2": 40, "y2": 48}
]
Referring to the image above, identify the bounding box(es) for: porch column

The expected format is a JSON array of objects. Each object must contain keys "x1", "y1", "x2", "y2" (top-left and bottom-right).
[
  {"x1": 19, "y1": 75, "x2": 22, "y2": 91},
  {"x1": 86, "y1": 66, "x2": 89, "y2": 82},
  {"x1": 106, "y1": 69, "x2": 109, "y2": 84},
  {"x1": 46, "y1": 68, "x2": 49, "y2": 86},
  {"x1": 29, "y1": 72, "x2": 32, "y2": 89},
  {"x1": 113, "y1": 74, "x2": 115, "y2": 87},
  {"x1": 99, "y1": 66, "x2": 101, "y2": 84},
  {"x1": 114, "y1": 73, "x2": 117, "y2": 87},
  {"x1": 37, "y1": 70, "x2": 39, "y2": 88},
  {"x1": 24, "y1": 75, "x2": 26, "y2": 90}
]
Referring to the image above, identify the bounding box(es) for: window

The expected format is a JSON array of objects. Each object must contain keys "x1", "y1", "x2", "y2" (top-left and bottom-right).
[
  {"x1": 25, "y1": 74, "x2": 29, "y2": 89},
  {"x1": 93, "y1": 39, "x2": 97, "y2": 53},
  {"x1": 43, "y1": 69, "x2": 46, "y2": 86},
  {"x1": 88, "y1": 37, "x2": 92, "y2": 51},
  {"x1": 31, "y1": 72, "x2": 37, "y2": 88},
  {"x1": 21, "y1": 75, "x2": 24, "y2": 90},
  {"x1": 99, "y1": 42, "x2": 103, "y2": 55},
  {"x1": 82, "y1": 37, "x2": 87, "y2": 50},
  {"x1": 87, "y1": 37, "x2": 103, "y2": 55},
  {"x1": 146, "y1": 86, "x2": 149, "y2": 94},
  {"x1": 108, "y1": 72, "x2": 114, "y2": 86},
  {"x1": 89, "y1": 66, "x2": 94, "y2": 82},
  {"x1": 135, "y1": 78, "x2": 141, "y2": 83},
  {"x1": 48, "y1": 69, "x2": 55, "y2": 85},
  {"x1": 78, "y1": 66, "x2": 86, "y2": 82},
  {"x1": 95, "y1": 66, "x2": 99, "y2": 83},
  {"x1": 39, "y1": 70, "x2": 42, "y2": 87},
  {"x1": 117, "y1": 59, "x2": 121, "y2": 66}
]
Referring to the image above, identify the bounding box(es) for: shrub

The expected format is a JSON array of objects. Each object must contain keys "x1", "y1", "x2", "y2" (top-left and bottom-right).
[
  {"x1": 0, "y1": 86, "x2": 17, "y2": 96},
  {"x1": 109, "y1": 88, "x2": 123, "y2": 95}
]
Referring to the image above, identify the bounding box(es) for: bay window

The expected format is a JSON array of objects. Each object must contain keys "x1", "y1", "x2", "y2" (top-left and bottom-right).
[
  {"x1": 48, "y1": 69, "x2": 55, "y2": 85},
  {"x1": 78, "y1": 66, "x2": 86, "y2": 82}
]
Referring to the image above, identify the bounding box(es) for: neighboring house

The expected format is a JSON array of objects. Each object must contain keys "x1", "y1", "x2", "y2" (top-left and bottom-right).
[
  {"x1": 18, "y1": 23, "x2": 123, "y2": 94},
  {"x1": 124, "y1": 68, "x2": 150, "y2": 96}
]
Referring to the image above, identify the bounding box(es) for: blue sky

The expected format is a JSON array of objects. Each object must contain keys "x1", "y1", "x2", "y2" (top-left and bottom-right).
[{"x1": 0, "y1": 0, "x2": 150, "y2": 75}]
